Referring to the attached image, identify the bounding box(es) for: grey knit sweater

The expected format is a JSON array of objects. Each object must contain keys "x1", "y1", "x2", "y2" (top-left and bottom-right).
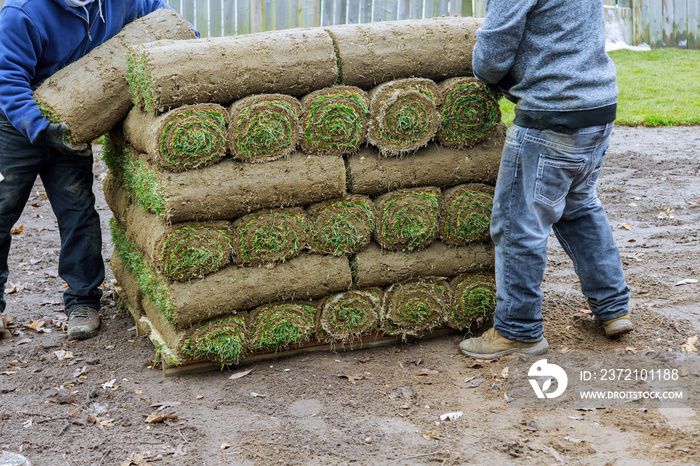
[{"x1": 472, "y1": 0, "x2": 618, "y2": 130}]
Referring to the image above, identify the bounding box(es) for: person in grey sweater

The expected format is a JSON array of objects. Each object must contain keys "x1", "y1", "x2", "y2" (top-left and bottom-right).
[{"x1": 460, "y1": 0, "x2": 634, "y2": 359}]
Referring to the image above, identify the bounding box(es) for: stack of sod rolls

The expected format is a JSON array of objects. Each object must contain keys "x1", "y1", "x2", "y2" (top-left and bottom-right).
[{"x1": 104, "y1": 17, "x2": 505, "y2": 369}]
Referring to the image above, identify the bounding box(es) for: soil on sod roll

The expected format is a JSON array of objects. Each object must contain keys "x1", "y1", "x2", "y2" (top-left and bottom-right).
[
  {"x1": 352, "y1": 241, "x2": 494, "y2": 288},
  {"x1": 300, "y1": 86, "x2": 370, "y2": 156},
  {"x1": 381, "y1": 277, "x2": 451, "y2": 337},
  {"x1": 247, "y1": 302, "x2": 318, "y2": 352},
  {"x1": 324, "y1": 16, "x2": 482, "y2": 88},
  {"x1": 165, "y1": 253, "x2": 352, "y2": 329},
  {"x1": 346, "y1": 124, "x2": 505, "y2": 196},
  {"x1": 228, "y1": 94, "x2": 302, "y2": 163},
  {"x1": 316, "y1": 289, "x2": 383, "y2": 344},
  {"x1": 367, "y1": 78, "x2": 441, "y2": 156},
  {"x1": 448, "y1": 273, "x2": 496, "y2": 330},
  {"x1": 439, "y1": 183, "x2": 495, "y2": 246},
  {"x1": 127, "y1": 28, "x2": 338, "y2": 113},
  {"x1": 111, "y1": 145, "x2": 346, "y2": 223},
  {"x1": 437, "y1": 77, "x2": 501, "y2": 149},
  {"x1": 33, "y1": 9, "x2": 196, "y2": 144},
  {"x1": 104, "y1": 175, "x2": 232, "y2": 281},
  {"x1": 373, "y1": 187, "x2": 441, "y2": 252},
  {"x1": 122, "y1": 104, "x2": 229, "y2": 171},
  {"x1": 231, "y1": 207, "x2": 309, "y2": 267},
  {"x1": 307, "y1": 195, "x2": 375, "y2": 256}
]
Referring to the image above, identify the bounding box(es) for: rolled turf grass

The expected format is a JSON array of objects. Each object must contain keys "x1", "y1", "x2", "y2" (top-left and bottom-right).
[
  {"x1": 316, "y1": 289, "x2": 382, "y2": 343},
  {"x1": 346, "y1": 124, "x2": 505, "y2": 196},
  {"x1": 373, "y1": 187, "x2": 441, "y2": 252},
  {"x1": 34, "y1": 9, "x2": 196, "y2": 144},
  {"x1": 352, "y1": 241, "x2": 495, "y2": 288},
  {"x1": 367, "y1": 78, "x2": 441, "y2": 156},
  {"x1": 307, "y1": 195, "x2": 375, "y2": 256},
  {"x1": 300, "y1": 86, "x2": 369, "y2": 155},
  {"x1": 382, "y1": 277, "x2": 451, "y2": 337},
  {"x1": 439, "y1": 183, "x2": 495, "y2": 246},
  {"x1": 104, "y1": 140, "x2": 347, "y2": 223},
  {"x1": 104, "y1": 174, "x2": 232, "y2": 281},
  {"x1": 247, "y1": 302, "x2": 318, "y2": 352},
  {"x1": 122, "y1": 104, "x2": 229, "y2": 172},
  {"x1": 126, "y1": 28, "x2": 338, "y2": 113},
  {"x1": 437, "y1": 77, "x2": 501, "y2": 149},
  {"x1": 228, "y1": 94, "x2": 302, "y2": 163},
  {"x1": 324, "y1": 16, "x2": 482, "y2": 88},
  {"x1": 449, "y1": 274, "x2": 497, "y2": 330},
  {"x1": 110, "y1": 218, "x2": 177, "y2": 325},
  {"x1": 232, "y1": 208, "x2": 309, "y2": 267},
  {"x1": 182, "y1": 315, "x2": 247, "y2": 365}
]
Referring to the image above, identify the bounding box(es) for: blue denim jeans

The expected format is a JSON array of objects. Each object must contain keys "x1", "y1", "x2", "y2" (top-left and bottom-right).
[
  {"x1": 0, "y1": 114, "x2": 104, "y2": 315},
  {"x1": 491, "y1": 123, "x2": 630, "y2": 342}
]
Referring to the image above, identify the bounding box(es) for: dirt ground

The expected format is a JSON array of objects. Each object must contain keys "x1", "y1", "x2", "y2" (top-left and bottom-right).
[{"x1": 1, "y1": 126, "x2": 698, "y2": 465}]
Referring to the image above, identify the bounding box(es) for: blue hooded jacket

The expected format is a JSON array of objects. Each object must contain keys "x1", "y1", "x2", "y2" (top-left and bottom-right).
[{"x1": 0, "y1": 0, "x2": 190, "y2": 142}]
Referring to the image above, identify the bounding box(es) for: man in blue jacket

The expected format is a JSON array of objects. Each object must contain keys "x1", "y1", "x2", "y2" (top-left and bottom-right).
[
  {"x1": 459, "y1": 0, "x2": 634, "y2": 358},
  {"x1": 0, "y1": 0, "x2": 186, "y2": 340}
]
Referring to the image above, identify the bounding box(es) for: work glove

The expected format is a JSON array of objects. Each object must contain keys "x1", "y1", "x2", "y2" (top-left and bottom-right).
[{"x1": 37, "y1": 123, "x2": 92, "y2": 157}]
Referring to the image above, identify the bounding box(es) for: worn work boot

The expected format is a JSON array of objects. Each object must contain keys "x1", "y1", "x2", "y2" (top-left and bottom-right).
[
  {"x1": 67, "y1": 306, "x2": 101, "y2": 340},
  {"x1": 460, "y1": 327, "x2": 549, "y2": 359},
  {"x1": 599, "y1": 314, "x2": 634, "y2": 337}
]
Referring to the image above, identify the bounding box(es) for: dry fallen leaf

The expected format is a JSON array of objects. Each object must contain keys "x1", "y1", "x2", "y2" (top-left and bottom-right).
[
  {"x1": 144, "y1": 412, "x2": 178, "y2": 424},
  {"x1": 338, "y1": 374, "x2": 364, "y2": 384},
  {"x1": 5, "y1": 282, "x2": 26, "y2": 295},
  {"x1": 54, "y1": 350, "x2": 74, "y2": 361},
  {"x1": 681, "y1": 335, "x2": 698, "y2": 352},
  {"x1": 675, "y1": 278, "x2": 699, "y2": 286},
  {"x1": 619, "y1": 223, "x2": 632, "y2": 230},
  {"x1": 657, "y1": 208, "x2": 675, "y2": 220},
  {"x1": 11, "y1": 224, "x2": 24, "y2": 235},
  {"x1": 228, "y1": 368, "x2": 253, "y2": 380},
  {"x1": 416, "y1": 368, "x2": 439, "y2": 377},
  {"x1": 220, "y1": 442, "x2": 231, "y2": 450}
]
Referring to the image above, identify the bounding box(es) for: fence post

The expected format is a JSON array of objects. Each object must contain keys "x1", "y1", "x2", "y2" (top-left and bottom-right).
[{"x1": 631, "y1": 0, "x2": 643, "y2": 44}]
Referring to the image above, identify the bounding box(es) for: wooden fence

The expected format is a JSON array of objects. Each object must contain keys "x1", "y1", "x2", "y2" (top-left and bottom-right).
[{"x1": 0, "y1": 0, "x2": 697, "y2": 48}]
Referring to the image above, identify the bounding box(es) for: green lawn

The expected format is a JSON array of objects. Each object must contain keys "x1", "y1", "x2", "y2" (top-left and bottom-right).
[{"x1": 498, "y1": 48, "x2": 700, "y2": 127}]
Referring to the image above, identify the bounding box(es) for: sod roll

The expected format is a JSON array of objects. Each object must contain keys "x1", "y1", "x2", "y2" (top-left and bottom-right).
[
  {"x1": 104, "y1": 175, "x2": 233, "y2": 281},
  {"x1": 449, "y1": 274, "x2": 496, "y2": 330},
  {"x1": 307, "y1": 195, "x2": 375, "y2": 256},
  {"x1": 352, "y1": 241, "x2": 495, "y2": 288},
  {"x1": 127, "y1": 28, "x2": 338, "y2": 112},
  {"x1": 317, "y1": 289, "x2": 383, "y2": 344},
  {"x1": 140, "y1": 298, "x2": 246, "y2": 365},
  {"x1": 247, "y1": 302, "x2": 318, "y2": 352},
  {"x1": 110, "y1": 253, "x2": 143, "y2": 321},
  {"x1": 232, "y1": 208, "x2": 309, "y2": 267},
  {"x1": 346, "y1": 124, "x2": 505, "y2": 196},
  {"x1": 439, "y1": 183, "x2": 495, "y2": 246},
  {"x1": 33, "y1": 9, "x2": 196, "y2": 144},
  {"x1": 170, "y1": 253, "x2": 351, "y2": 328},
  {"x1": 122, "y1": 104, "x2": 229, "y2": 171},
  {"x1": 182, "y1": 315, "x2": 247, "y2": 365},
  {"x1": 374, "y1": 187, "x2": 441, "y2": 252},
  {"x1": 300, "y1": 86, "x2": 369, "y2": 155},
  {"x1": 382, "y1": 277, "x2": 451, "y2": 337},
  {"x1": 367, "y1": 78, "x2": 441, "y2": 156},
  {"x1": 325, "y1": 16, "x2": 482, "y2": 88},
  {"x1": 111, "y1": 145, "x2": 346, "y2": 223},
  {"x1": 437, "y1": 77, "x2": 501, "y2": 149},
  {"x1": 228, "y1": 94, "x2": 302, "y2": 162}
]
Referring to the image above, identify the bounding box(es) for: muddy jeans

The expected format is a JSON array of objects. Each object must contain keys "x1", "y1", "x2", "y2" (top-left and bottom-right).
[
  {"x1": 491, "y1": 122, "x2": 630, "y2": 342},
  {"x1": 0, "y1": 114, "x2": 103, "y2": 315}
]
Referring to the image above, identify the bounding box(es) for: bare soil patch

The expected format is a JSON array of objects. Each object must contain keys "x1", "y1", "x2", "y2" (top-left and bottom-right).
[{"x1": 1, "y1": 126, "x2": 698, "y2": 465}]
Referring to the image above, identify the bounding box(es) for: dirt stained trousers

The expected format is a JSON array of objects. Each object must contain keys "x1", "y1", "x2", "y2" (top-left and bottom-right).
[
  {"x1": 491, "y1": 122, "x2": 630, "y2": 342},
  {"x1": 0, "y1": 114, "x2": 104, "y2": 315}
]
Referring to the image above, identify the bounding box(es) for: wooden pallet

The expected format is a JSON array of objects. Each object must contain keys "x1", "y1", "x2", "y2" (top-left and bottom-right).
[{"x1": 159, "y1": 326, "x2": 459, "y2": 377}]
